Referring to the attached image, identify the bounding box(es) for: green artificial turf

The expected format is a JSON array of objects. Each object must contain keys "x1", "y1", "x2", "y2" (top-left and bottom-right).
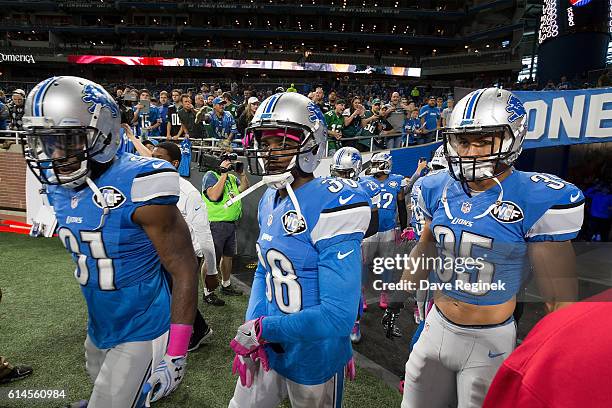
[{"x1": 0, "y1": 233, "x2": 401, "y2": 407}]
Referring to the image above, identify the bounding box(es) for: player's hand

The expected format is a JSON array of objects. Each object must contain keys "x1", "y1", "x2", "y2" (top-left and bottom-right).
[
  {"x1": 400, "y1": 228, "x2": 415, "y2": 242},
  {"x1": 382, "y1": 308, "x2": 402, "y2": 339},
  {"x1": 417, "y1": 159, "x2": 428, "y2": 172},
  {"x1": 345, "y1": 357, "x2": 356, "y2": 381},
  {"x1": 219, "y1": 160, "x2": 232, "y2": 173},
  {"x1": 147, "y1": 354, "x2": 187, "y2": 402},
  {"x1": 230, "y1": 317, "x2": 265, "y2": 356}
]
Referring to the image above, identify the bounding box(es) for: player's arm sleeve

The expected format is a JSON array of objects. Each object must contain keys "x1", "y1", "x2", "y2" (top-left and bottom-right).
[
  {"x1": 398, "y1": 196, "x2": 408, "y2": 230},
  {"x1": 365, "y1": 208, "x2": 378, "y2": 238},
  {"x1": 130, "y1": 162, "x2": 180, "y2": 211},
  {"x1": 245, "y1": 261, "x2": 268, "y2": 320},
  {"x1": 525, "y1": 186, "x2": 585, "y2": 242}
]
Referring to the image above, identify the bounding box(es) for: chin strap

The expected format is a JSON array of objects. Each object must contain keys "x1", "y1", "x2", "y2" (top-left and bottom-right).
[
  {"x1": 86, "y1": 176, "x2": 110, "y2": 230},
  {"x1": 441, "y1": 173, "x2": 504, "y2": 221}
]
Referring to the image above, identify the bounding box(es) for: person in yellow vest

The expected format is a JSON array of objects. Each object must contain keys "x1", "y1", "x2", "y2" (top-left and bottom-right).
[{"x1": 201, "y1": 155, "x2": 250, "y2": 298}]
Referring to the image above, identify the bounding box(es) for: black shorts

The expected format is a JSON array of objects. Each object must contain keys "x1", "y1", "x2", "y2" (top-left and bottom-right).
[{"x1": 209, "y1": 221, "x2": 237, "y2": 263}]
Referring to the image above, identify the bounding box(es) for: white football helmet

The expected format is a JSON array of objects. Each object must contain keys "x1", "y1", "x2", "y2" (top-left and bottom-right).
[
  {"x1": 21, "y1": 76, "x2": 121, "y2": 189},
  {"x1": 243, "y1": 92, "x2": 327, "y2": 186},
  {"x1": 443, "y1": 87, "x2": 527, "y2": 182},
  {"x1": 330, "y1": 147, "x2": 362, "y2": 180},
  {"x1": 368, "y1": 152, "x2": 392, "y2": 175}
]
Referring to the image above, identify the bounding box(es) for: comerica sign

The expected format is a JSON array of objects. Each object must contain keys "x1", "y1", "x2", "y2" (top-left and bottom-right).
[{"x1": 0, "y1": 53, "x2": 36, "y2": 63}]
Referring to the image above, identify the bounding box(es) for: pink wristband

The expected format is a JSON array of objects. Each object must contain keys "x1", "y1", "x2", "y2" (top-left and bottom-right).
[{"x1": 167, "y1": 324, "x2": 192, "y2": 357}]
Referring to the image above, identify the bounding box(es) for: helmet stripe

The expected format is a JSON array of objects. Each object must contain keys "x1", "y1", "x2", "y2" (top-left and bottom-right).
[
  {"x1": 464, "y1": 88, "x2": 484, "y2": 120},
  {"x1": 33, "y1": 77, "x2": 57, "y2": 116},
  {"x1": 264, "y1": 94, "x2": 281, "y2": 114}
]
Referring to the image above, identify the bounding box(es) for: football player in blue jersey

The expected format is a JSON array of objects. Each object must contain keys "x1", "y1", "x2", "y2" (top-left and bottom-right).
[
  {"x1": 330, "y1": 146, "x2": 381, "y2": 343},
  {"x1": 21, "y1": 76, "x2": 198, "y2": 407},
  {"x1": 383, "y1": 88, "x2": 584, "y2": 408},
  {"x1": 362, "y1": 152, "x2": 408, "y2": 310},
  {"x1": 228, "y1": 93, "x2": 371, "y2": 407}
]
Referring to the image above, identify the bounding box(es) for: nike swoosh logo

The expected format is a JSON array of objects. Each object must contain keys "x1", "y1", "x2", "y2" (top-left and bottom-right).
[
  {"x1": 339, "y1": 194, "x2": 355, "y2": 205},
  {"x1": 488, "y1": 351, "x2": 505, "y2": 358},
  {"x1": 337, "y1": 250, "x2": 354, "y2": 260},
  {"x1": 152, "y1": 162, "x2": 165, "y2": 169},
  {"x1": 570, "y1": 192, "x2": 580, "y2": 203},
  {"x1": 241, "y1": 331, "x2": 252, "y2": 337},
  {"x1": 194, "y1": 207, "x2": 201, "y2": 211}
]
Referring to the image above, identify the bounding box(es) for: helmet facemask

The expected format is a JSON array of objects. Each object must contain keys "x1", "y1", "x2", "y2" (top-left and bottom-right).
[
  {"x1": 244, "y1": 124, "x2": 316, "y2": 177},
  {"x1": 330, "y1": 167, "x2": 357, "y2": 180},
  {"x1": 368, "y1": 159, "x2": 391, "y2": 175},
  {"x1": 22, "y1": 125, "x2": 110, "y2": 189},
  {"x1": 443, "y1": 125, "x2": 517, "y2": 183}
]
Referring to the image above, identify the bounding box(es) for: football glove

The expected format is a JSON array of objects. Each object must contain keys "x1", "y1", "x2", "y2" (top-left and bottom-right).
[
  {"x1": 147, "y1": 354, "x2": 186, "y2": 402},
  {"x1": 232, "y1": 354, "x2": 258, "y2": 388},
  {"x1": 230, "y1": 317, "x2": 265, "y2": 356},
  {"x1": 382, "y1": 308, "x2": 402, "y2": 339}
]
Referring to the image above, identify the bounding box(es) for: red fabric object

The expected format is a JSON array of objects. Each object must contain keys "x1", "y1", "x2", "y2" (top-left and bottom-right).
[{"x1": 483, "y1": 290, "x2": 612, "y2": 408}]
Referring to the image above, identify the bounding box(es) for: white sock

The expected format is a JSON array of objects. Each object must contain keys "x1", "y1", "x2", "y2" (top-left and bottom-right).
[
  {"x1": 222, "y1": 280, "x2": 231, "y2": 288},
  {"x1": 203, "y1": 287, "x2": 212, "y2": 296}
]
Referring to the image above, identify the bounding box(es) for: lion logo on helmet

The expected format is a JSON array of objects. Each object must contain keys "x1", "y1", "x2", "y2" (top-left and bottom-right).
[{"x1": 82, "y1": 84, "x2": 119, "y2": 118}]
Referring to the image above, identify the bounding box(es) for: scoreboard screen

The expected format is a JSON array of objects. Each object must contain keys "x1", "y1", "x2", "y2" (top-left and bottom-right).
[{"x1": 539, "y1": 0, "x2": 610, "y2": 44}]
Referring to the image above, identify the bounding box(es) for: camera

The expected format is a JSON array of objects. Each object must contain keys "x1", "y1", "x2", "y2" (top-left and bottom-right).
[
  {"x1": 117, "y1": 91, "x2": 137, "y2": 124},
  {"x1": 199, "y1": 152, "x2": 243, "y2": 173}
]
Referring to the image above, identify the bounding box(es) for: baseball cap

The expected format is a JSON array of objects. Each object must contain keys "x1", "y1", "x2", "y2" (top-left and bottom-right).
[
  {"x1": 248, "y1": 96, "x2": 260, "y2": 104},
  {"x1": 336, "y1": 99, "x2": 346, "y2": 105},
  {"x1": 212, "y1": 96, "x2": 226, "y2": 105},
  {"x1": 372, "y1": 98, "x2": 381, "y2": 105}
]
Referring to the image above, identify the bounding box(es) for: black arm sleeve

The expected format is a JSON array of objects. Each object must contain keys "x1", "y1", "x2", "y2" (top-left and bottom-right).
[
  {"x1": 365, "y1": 209, "x2": 379, "y2": 238},
  {"x1": 398, "y1": 197, "x2": 408, "y2": 230}
]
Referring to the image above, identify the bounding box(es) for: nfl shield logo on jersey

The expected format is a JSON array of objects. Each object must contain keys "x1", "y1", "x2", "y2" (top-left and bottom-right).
[
  {"x1": 267, "y1": 214, "x2": 273, "y2": 227},
  {"x1": 461, "y1": 202, "x2": 472, "y2": 214},
  {"x1": 281, "y1": 210, "x2": 307, "y2": 234},
  {"x1": 71, "y1": 195, "x2": 80, "y2": 209}
]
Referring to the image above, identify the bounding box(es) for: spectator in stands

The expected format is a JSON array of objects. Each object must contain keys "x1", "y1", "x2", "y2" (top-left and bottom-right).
[
  {"x1": 418, "y1": 96, "x2": 441, "y2": 143},
  {"x1": 204, "y1": 97, "x2": 238, "y2": 143},
  {"x1": 597, "y1": 70, "x2": 612, "y2": 88},
  {"x1": 236, "y1": 89, "x2": 252, "y2": 118},
  {"x1": 132, "y1": 89, "x2": 162, "y2": 139},
  {"x1": 8, "y1": 89, "x2": 26, "y2": 131},
  {"x1": 313, "y1": 86, "x2": 329, "y2": 113},
  {"x1": 167, "y1": 89, "x2": 183, "y2": 141},
  {"x1": 558, "y1": 75, "x2": 572, "y2": 90},
  {"x1": 195, "y1": 93, "x2": 206, "y2": 110},
  {"x1": 142, "y1": 139, "x2": 156, "y2": 152},
  {"x1": 205, "y1": 95, "x2": 214, "y2": 113},
  {"x1": 178, "y1": 94, "x2": 203, "y2": 139},
  {"x1": 382, "y1": 92, "x2": 407, "y2": 149},
  {"x1": 342, "y1": 96, "x2": 367, "y2": 150},
  {"x1": 543, "y1": 80, "x2": 557, "y2": 91},
  {"x1": 324, "y1": 99, "x2": 345, "y2": 155},
  {"x1": 201, "y1": 153, "x2": 250, "y2": 297},
  {"x1": 0, "y1": 288, "x2": 33, "y2": 384},
  {"x1": 308, "y1": 91, "x2": 315, "y2": 100},
  {"x1": 327, "y1": 89, "x2": 338, "y2": 110},
  {"x1": 0, "y1": 97, "x2": 9, "y2": 131},
  {"x1": 158, "y1": 91, "x2": 170, "y2": 138},
  {"x1": 441, "y1": 98, "x2": 454, "y2": 127},
  {"x1": 436, "y1": 96, "x2": 444, "y2": 113},
  {"x1": 410, "y1": 86, "x2": 421, "y2": 104},
  {"x1": 403, "y1": 109, "x2": 422, "y2": 146},
  {"x1": 223, "y1": 92, "x2": 238, "y2": 118},
  {"x1": 0, "y1": 90, "x2": 5, "y2": 104},
  {"x1": 585, "y1": 181, "x2": 612, "y2": 242},
  {"x1": 236, "y1": 96, "x2": 259, "y2": 136}
]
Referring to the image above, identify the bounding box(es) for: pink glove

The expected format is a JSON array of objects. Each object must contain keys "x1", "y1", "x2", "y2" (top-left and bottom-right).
[
  {"x1": 399, "y1": 380, "x2": 405, "y2": 394},
  {"x1": 400, "y1": 228, "x2": 415, "y2": 242},
  {"x1": 345, "y1": 357, "x2": 356, "y2": 381},
  {"x1": 230, "y1": 317, "x2": 265, "y2": 356},
  {"x1": 232, "y1": 354, "x2": 258, "y2": 388},
  {"x1": 250, "y1": 346, "x2": 270, "y2": 372}
]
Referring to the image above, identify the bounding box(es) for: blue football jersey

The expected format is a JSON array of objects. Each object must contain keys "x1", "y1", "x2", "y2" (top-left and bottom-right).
[
  {"x1": 410, "y1": 170, "x2": 447, "y2": 240},
  {"x1": 47, "y1": 154, "x2": 180, "y2": 348},
  {"x1": 179, "y1": 138, "x2": 192, "y2": 177},
  {"x1": 357, "y1": 177, "x2": 382, "y2": 208},
  {"x1": 364, "y1": 174, "x2": 407, "y2": 232},
  {"x1": 418, "y1": 170, "x2": 585, "y2": 305},
  {"x1": 247, "y1": 177, "x2": 371, "y2": 385}
]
